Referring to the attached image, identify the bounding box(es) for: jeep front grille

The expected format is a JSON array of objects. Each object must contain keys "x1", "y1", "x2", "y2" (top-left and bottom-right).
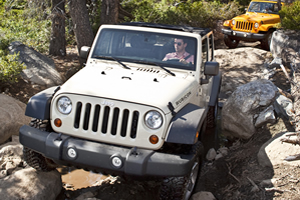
[
  {"x1": 235, "y1": 21, "x2": 253, "y2": 31},
  {"x1": 74, "y1": 102, "x2": 139, "y2": 138}
]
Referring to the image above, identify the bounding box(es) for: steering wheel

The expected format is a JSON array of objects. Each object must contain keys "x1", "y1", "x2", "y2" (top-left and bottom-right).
[{"x1": 165, "y1": 58, "x2": 180, "y2": 62}]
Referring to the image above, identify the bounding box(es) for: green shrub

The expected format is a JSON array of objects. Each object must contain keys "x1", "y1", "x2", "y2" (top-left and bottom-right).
[
  {"x1": 121, "y1": 0, "x2": 242, "y2": 29},
  {"x1": 0, "y1": 50, "x2": 26, "y2": 84},
  {"x1": 0, "y1": 0, "x2": 50, "y2": 84},
  {"x1": 1, "y1": 0, "x2": 51, "y2": 53},
  {"x1": 279, "y1": 0, "x2": 300, "y2": 30}
]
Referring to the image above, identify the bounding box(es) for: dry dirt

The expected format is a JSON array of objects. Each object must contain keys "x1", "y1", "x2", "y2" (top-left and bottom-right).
[{"x1": 1, "y1": 42, "x2": 300, "y2": 200}]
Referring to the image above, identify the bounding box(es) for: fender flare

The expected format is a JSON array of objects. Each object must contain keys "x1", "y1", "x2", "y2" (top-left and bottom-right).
[
  {"x1": 25, "y1": 86, "x2": 59, "y2": 120},
  {"x1": 208, "y1": 70, "x2": 222, "y2": 107},
  {"x1": 165, "y1": 103, "x2": 206, "y2": 144}
]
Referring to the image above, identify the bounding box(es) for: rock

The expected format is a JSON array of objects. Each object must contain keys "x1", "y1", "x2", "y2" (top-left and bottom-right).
[
  {"x1": 206, "y1": 148, "x2": 217, "y2": 161},
  {"x1": 0, "y1": 168, "x2": 62, "y2": 200},
  {"x1": 0, "y1": 94, "x2": 31, "y2": 144},
  {"x1": 222, "y1": 79, "x2": 278, "y2": 139},
  {"x1": 255, "y1": 105, "x2": 276, "y2": 128},
  {"x1": 270, "y1": 30, "x2": 300, "y2": 58},
  {"x1": 75, "y1": 191, "x2": 95, "y2": 200},
  {"x1": 257, "y1": 132, "x2": 300, "y2": 167},
  {"x1": 8, "y1": 41, "x2": 63, "y2": 86},
  {"x1": 217, "y1": 147, "x2": 228, "y2": 156},
  {"x1": 274, "y1": 94, "x2": 294, "y2": 120},
  {"x1": 0, "y1": 170, "x2": 7, "y2": 179},
  {"x1": 215, "y1": 48, "x2": 270, "y2": 100},
  {"x1": 191, "y1": 191, "x2": 216, "y2": 200},
  {"x1": 0, "y1": 142, "x2": 24, "y2": 178},
  {"x1": 215, "y1": 153, "x2": 223, "y2": 160},
  {"x1": 260, "y1": 179, "x2": 276, "y2": 187}
]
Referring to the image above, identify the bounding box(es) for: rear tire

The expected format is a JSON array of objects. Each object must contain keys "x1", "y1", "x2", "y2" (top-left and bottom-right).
[
  {"x1": 159, "y1": 142, "x2": 203, "y2": 200},
  {"x1": 224, "y1": 35, "x2": 239, "y2": 49}
]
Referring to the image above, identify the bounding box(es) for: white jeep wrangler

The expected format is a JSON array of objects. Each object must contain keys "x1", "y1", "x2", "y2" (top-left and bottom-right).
[{"x1": 20, "y1": 22, "x2": 221, "y2": 200}]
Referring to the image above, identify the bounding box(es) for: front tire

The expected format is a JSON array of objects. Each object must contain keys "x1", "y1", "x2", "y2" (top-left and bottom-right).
[
  {"x1": 224, "y1": 35, "x2": 240, "y2": 49},
  {"x1": 23, "y1": 119, "x2": 57, "y2": 171},
  {"x1": 261, "y1": 30, "x2": 274, "y2": 51},
  {"x1": 159, "y1": 142, "x2": 203, "y2": 200},
  {"x1": 23, "y1": 147, "x2": 56, "y2": 171}
]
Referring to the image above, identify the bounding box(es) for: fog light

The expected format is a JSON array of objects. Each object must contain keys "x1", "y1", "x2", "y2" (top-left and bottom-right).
[
  {"x1": 67, "y1": 147, "x2": 77, "y2": 159},
  {"x1": 233, "y1": 32, "x2": 236, "y2": 36},
  {"x1": 112, "y1": 156, "x2": 122, "y2": 168},
  {"x1": 244, "y1": 33, "x2": 247, "y2": 37},
  {"x1": 54, "y1": 118, "x2": 62, "y2": 127},
  {"x1": 149, "y1": 135, "x2": 159, "y2": 144}
]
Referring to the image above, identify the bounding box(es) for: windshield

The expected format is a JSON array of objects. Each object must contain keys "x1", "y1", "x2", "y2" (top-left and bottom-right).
[
  {"x1": 248, "y1": 1, "x2": 281, "y2": 14},
  {"x1": 91, "y1": 28, "x2": 197, "y2": 71}
]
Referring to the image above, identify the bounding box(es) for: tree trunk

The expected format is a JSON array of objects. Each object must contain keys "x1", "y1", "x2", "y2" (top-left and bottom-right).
[
  {"x1": 101, "y1": 0, "x2": 119, "y2": 25},
  {"x1": 49, "y1": 0, "x2": 66, "y2": 56},
  {"x1": 69, "y1": 0, "x2": 94, "y2": 55}
]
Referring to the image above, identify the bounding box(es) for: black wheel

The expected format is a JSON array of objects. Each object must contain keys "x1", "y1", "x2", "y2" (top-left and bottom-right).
[
  {"x1": 23, "y1": 118, "x2": 57, "y2": 171},
  {"x1": 23, "y1": 147, "x2": 56, "y2": 171},
  {"x1": 165, "y1": 58, "x2": 180, "y2": 62},
  {"x1": 206, "y1": 106, "x2": 216, "y2": 129},
  {"x1": 261, "y1": 30, "x2": 274, "y2": 51},
  {"x1": 159, "y1": 142, "x2": 203, "y2": 200},
  {"x1": 224, "y1": 35, "x2": 239, "y2": 49}
]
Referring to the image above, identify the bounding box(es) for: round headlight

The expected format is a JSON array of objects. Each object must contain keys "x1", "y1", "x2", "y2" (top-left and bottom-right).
[
  {"x1": 57, "y1": 96, "x2": 72, "y2": 114},
  {"x1": 145, "y1": 111, "x2": 163, "y2": 129},
  {"x1": 254, "y1": 22, "x2": 259, "y2": 28},
  {"x1": 232, "y1": 20, "x2": 236, "y2": 25}
]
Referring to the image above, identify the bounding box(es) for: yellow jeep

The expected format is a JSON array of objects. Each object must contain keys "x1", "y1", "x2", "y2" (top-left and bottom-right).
[{"x1": 222, "y1": 0, "x2": 284, "y2": 50}]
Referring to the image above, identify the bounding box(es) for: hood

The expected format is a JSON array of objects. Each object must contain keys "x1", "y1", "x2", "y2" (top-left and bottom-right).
[
  {"x1": 56, "y1": 62, "x2": 196, "y2": 114},
  {"x1": 234, "y1": 13, "x2": 280, "y2": 24}
]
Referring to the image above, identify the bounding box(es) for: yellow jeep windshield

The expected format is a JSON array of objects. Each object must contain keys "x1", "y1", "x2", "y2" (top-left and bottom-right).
[{"x1": 248, "y1": 1, "x2": 281, "y2": 14}]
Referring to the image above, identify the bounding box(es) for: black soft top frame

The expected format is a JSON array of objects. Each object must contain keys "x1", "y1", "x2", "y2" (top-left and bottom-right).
[{"x1": 120, "y1": 22, "x2": 211, "y2": 37}]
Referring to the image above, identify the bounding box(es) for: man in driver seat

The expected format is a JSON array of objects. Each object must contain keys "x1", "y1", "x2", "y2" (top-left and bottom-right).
[{"x1": 163, "y1": 38, "x2": 194, "y2": 64}]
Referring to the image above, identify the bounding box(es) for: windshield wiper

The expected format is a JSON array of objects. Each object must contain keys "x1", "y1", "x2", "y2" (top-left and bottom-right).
[
  {"x1": 94, "y1": 55, "x2": 131, "y2": 70},
  {"x1": 132, "y1": 60, "x2": 175, "y2": 76}
]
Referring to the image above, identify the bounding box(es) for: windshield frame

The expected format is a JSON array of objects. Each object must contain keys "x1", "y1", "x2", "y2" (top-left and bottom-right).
[
  {"x1": 91, "y1": 28, "x2": 198, "y2": 71},
  {"x1": 247, "y1": 1, "x2": 281, "y2": 14}
]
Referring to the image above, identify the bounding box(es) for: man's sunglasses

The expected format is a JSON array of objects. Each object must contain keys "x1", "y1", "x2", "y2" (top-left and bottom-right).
[{"x1": 174, "y1": 42, "x2": 182, "y2": 46}]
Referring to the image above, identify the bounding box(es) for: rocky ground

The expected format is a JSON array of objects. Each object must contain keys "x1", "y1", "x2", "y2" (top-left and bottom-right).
[{"x1": 1, "y1": 40, "x2": 300, "y2": 200}]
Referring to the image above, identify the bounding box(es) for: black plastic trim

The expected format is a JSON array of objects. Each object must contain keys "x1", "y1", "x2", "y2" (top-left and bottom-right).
[
  {"x1": 166, "y1": 104, "x2": 205, "y2": 144},
  {"x1": 221, "y1": 28, "x2": 267, "y2": 40},
  {"x1": 208, "y1": 70, "x2": 222, "y2": 107},
  {"x1": 19, "y1": 125, "x2": 196, "y2": 177},
  {"x1": 25, "y1": 86, "x2": 58, "y2": 120}
]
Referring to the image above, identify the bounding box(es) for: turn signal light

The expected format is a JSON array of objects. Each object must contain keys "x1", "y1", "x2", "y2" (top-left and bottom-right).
[
  {"x1": 149, "y1": 135, "x2": 159, "y2": 144},
  {"x1": 54, "y1": 118, "x2": 62, "y2": 127}
]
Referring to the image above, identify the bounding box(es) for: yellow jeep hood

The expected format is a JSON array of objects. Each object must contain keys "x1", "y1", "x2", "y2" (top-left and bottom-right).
[{"x1": 234, "y1": 13, "x2": 280, "y2": 24}]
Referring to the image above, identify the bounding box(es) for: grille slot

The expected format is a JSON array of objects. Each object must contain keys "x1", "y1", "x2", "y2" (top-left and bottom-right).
[
  {"x1": 74, "y1": 103, "x2": 139, "y2": 138},
  {"x1": 235, "y1": 21, "x2": 253, "y2": 31}
]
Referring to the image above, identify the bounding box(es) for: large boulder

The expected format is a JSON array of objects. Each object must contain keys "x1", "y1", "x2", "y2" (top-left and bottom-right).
[
  {"x1": 258, "y1": 132, "x2": 300, "y2": 167},
  {"x1": 270, "y1": 30, "x2": 300, "y2": 59},
  {"x1": 214, "y1": 48, "x2": 270, "y2": 99},
  {"x1": 222, "y1": 79, "x2": 278, "y2": 139},
  {"x1": 0, "y1": 140, "x2": 62, "y2": 200},
  {"x1": 0, "y1": 168, "x2": 62, "y2": 200},
  {"x1": 8, "y1": 41, "x2": 63, "y2": 86},
  {"x1": 0, "y1": 94, "x2": 31, "y2": 144}
]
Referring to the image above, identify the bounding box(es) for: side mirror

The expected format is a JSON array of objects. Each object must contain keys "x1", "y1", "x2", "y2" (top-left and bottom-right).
[
  {"x1": 204, "y1": 61, "x2": 219, "y2": 76},
  {"x1": 80, "y1": 46, "x2": 91, "y2": 59}
]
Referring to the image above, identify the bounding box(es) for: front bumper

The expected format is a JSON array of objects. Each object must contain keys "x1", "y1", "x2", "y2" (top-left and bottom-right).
[
  {"x1": 19, "y1": 125, "x2": 197, "y2": 177},
  {"x1": 221, "y1": 28, "x2": 266, "y2": 40}
]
